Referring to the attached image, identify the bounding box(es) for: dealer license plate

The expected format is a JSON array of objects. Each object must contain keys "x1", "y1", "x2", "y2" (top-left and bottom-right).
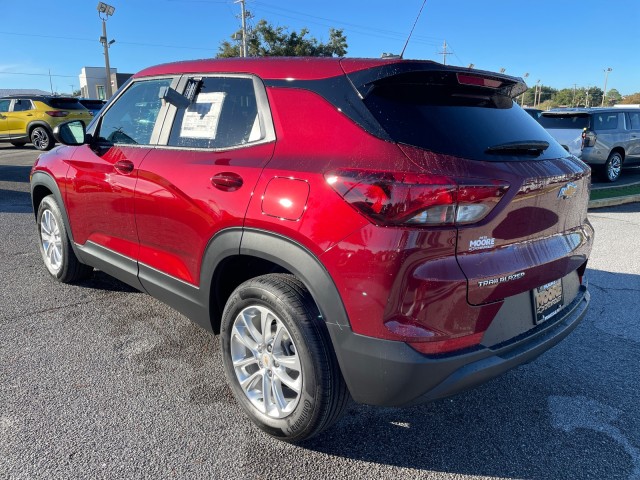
[{"x1": 532, "y1": 279, "x2": 564, "y2": 324}]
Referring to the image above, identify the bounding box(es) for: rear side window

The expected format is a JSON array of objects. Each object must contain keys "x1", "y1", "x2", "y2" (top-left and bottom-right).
[
  {"x1": 0, "y1": 100, "x2": 9, "y2": 113},
  {"x1": 538, "y1": 114, "x2": 590, "y2": 130},
  {"x1": 13, "y1": 99, "x2": 33, "y2": 111},
  {"x1": 168, "y1": 77, "x2": 261, "y2": 149},
  {"x1": 363, "y1": 75, "x2": 567, "y2": 161},
  {"x1": 591, "y1": 112, "x2": 619, "y2": 130},
  {"x1": 97, "y1": 78, "x2": 172, "y2": 145},
  {"x1": 46, "y1": 98, "x2": 86, "y2": 110},
  {"x1": 629, "y1": 112, "x2": 640, "y2": 130}
]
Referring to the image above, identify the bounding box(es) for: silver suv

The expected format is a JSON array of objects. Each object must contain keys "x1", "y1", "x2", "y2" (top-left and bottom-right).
[{"x1": 539, "y1": 107, "x2": 640, "y2": 182}]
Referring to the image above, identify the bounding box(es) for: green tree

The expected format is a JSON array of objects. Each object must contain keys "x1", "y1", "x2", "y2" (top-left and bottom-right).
[
  {"x1": 603, "y1": 88, "x2": 622, "y2": 105},
  {"x1": 217, "y1": 19, "x2": 347, "y2": 58},
  {"x1": 552, "y1": 88, "x2": 576, "y2": 107}
]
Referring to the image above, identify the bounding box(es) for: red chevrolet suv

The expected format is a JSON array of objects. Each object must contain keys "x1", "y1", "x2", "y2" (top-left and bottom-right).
[{"x1": 30, "y1": 57, "x2": 593, "y2": 442}]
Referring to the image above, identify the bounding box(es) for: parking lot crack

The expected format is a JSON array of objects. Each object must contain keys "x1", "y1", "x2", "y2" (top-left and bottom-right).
[{"x1": 0, "y1": 300, "x2": 97, "y2": 321}]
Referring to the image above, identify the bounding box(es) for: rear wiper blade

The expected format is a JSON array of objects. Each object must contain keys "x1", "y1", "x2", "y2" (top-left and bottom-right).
[{"x1": 485, "y1": 140, "x2": 549, "y2": 156}]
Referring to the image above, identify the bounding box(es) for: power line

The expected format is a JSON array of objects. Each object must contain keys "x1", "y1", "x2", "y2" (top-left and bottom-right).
[
  {"x1": 250, "y1": 1, "x2": 441, "y2": 47},
  {"x1": 0, "y1": 30, "x2": 215, "y2": 52}
]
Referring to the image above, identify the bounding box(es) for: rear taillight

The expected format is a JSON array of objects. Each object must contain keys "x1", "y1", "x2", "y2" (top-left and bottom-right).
[
  {"x1": 45, "y1": 110, "x2": 69, "y2": 117},
  {"x1": 325, "y1": 169, "x2": 508, "y2": 227},
  {"x1": 581, "y1": 128, "x2": 596, "y2": 148}
]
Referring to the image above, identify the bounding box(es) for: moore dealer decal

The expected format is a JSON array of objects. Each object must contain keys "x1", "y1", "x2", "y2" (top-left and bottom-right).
[
  {"x1": 478, "y1": 272, "x2": 525, "y2": 287},
  {"x1": 469, "y1": 236, "x2": 495, "y2": 251}
]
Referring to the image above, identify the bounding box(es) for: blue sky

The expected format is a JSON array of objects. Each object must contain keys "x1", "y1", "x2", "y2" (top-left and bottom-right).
[{"x1": 1, "y1": 0, "x2": 639, "y2": 95}]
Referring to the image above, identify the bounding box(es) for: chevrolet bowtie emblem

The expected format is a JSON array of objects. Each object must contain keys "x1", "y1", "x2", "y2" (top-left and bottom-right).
[{"x1": 558, "y1": 182, "x2": 578, "y2": 199}]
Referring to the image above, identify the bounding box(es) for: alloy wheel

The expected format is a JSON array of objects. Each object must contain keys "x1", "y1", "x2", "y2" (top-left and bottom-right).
[
  {"x1": 40, "y1": 209, "x2": 63, "y2": 273},
  {"x1": 230, "y1": 305, "x2": 302, "y2": 418}
]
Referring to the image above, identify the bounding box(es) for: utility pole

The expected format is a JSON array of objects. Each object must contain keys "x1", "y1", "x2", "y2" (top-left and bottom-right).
[
  {"x1": 520, "y1": 73, "x2": 529, "y2": 106},
  {"x1": 534, "y1": 79, "x2": 541, "y2": 107},
  {"x1": 572, "y1": 84, "x2": 577, "y2": 107},
  {"x1": 602, "y1": 67, "x2": 612, "y2": 107},
  {"x1": 235, "y1": 0, "x2": 248, "y2": 57},
  {"x1": 438, "y1": 40, "x2": 452, "y2": 65}
]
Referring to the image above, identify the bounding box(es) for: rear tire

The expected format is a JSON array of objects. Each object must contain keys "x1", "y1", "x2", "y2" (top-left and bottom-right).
[
  {"x1": 220, "y1": 274, "x2": 350, "y2": 442},
  {"x1": 31, "y1": 126, "x2": 54, "y2": 151},
  {"x1": 602, "y1": 151, "x2": 623, "y2": 182},
  {"x1": 37, "y1": 195, "x2": 93, "y2": 283}
]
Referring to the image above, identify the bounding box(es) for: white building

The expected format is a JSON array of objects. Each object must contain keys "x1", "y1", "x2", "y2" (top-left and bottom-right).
[{"x1": 79, "y1": 67, "x2": 132, "y2": 99}]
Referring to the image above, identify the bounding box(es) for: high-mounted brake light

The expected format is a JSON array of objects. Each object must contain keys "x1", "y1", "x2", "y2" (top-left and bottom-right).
[
  {"x1": 325, "y1": 169, "x2": 509, "y2": 227},
  {"x1": 457, "y1": 74, "x2": 503, "y2": 89},
  {"x1": 46, "y1": 111, "x2": 69, "y2": 117}
]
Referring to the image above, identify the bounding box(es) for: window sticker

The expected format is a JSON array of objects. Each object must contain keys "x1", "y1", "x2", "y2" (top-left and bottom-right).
[{"x1": 180, "y1": 91, "x2": 226, "y2": 139}]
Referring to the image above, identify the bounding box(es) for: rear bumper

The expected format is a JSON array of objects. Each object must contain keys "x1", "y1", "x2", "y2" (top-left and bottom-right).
[{"x1": 327, "y1": 285, "x2": 589, "y2": 407}]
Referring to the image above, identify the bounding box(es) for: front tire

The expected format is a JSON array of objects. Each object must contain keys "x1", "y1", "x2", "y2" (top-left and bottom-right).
[
  {"x1": 602, "y1": 151, "x2": 623, "y2": 182},
  {"x1": 37, "y1": 195, "x2": 93, "y2": 283},
  {"x1": 31, "y1": 126, "x2": 54, "y2": 151},
  {"x1": 220, "y1": 274, "x2": 350, "y2": 442}
]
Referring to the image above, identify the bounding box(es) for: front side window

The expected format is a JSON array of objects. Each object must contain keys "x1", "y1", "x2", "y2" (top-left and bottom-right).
[
  {"x1": 168, "y1": 77, "x2": 261, "y2": 149},
  {"x1": 97, "y1": 78, "x2": 172, "y2": 145}
]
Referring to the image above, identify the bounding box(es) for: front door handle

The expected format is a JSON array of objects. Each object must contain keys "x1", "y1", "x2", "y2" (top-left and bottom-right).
[{"x1": 114, "y1": 160, "x2": 134, "y2": 175}]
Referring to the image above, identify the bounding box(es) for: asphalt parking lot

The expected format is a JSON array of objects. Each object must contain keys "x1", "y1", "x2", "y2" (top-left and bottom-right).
[{"x1": 1, "y1": 144, "x2": 639, "y2": 479}]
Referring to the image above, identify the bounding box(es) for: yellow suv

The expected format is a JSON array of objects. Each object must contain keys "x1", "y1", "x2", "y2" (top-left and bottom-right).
[{"x1": 0, "y1": 95, "x2": 93, "y2": 150}]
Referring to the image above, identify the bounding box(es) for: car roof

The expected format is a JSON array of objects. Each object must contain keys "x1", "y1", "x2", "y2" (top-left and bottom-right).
[
  {"x1": 0, "y1": 94, "x2": 79, "y2": 102},
  {"x1": 135, "y1": 57, "x2": 395, "y2": 81}
]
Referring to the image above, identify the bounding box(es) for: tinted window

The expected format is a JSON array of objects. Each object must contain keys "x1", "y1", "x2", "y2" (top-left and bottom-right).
[
  {"x1": 0, "y1": 100, "x2": 11, "y2": 113},
  {"x1": 97, "y1": 78, "x2": 172, "y2": 145},
  {"x1": 13, "y1": 99, "x2": 33, "y2": 111},
  {"x1": 47, "y1": 98, "x2": 86, "y2": 110},
  {"x1": 630, "y1": 112, "x2": 640, "y2": 130},
  {"x1": 363, "y1": 80, "x2": 567, "y2": 161},
  {"x1": 168, "y1": 77, "x2": 260, "y2": 149},
  {"x1": 80, "y1": 100, "x2": 106, "y2": 109},
  {"x1": 591, "y1": 112, "x2": 619, "y2": 130},
  {"x1": 538, "y1": 114, "x2": 590, "y2": 130}
]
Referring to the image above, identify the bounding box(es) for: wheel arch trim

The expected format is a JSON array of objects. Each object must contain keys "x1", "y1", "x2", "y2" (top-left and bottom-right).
[
  {"x1": 30, "y1": 171, "x2": 84, "y2": 262},
  {"x1": 236, "y1": 228, "x2": 351, "y2": 329}
]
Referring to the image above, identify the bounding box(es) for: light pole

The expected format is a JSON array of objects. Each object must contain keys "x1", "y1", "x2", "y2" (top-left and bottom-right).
[
  {"x1": 534, "y1": 79, "x2": 541, "y2": 107},
  {"x1": 601, "y1": 67, "x2": 612, "y2": 107},
  {"x1": 97, "y1": 2, "x2": 116, "y2": 99}
]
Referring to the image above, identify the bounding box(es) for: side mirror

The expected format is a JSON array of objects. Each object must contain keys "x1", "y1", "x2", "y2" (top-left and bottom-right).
[{"x1": 53, "y1": 120, "x2": 88, "y2": 146}]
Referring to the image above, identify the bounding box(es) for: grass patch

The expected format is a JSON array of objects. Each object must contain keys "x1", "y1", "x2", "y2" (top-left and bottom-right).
[{"x1": 590, "y1": 183, "x2": 640, "y2": 201}]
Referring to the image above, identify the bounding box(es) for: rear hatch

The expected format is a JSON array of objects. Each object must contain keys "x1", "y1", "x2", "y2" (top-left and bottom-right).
[
  {"x1": 344, "y1": 60, "x2": 592, "y2": 306},
  {"x1": 538, "y1": 111, "x2": 591, "y2": 157}
]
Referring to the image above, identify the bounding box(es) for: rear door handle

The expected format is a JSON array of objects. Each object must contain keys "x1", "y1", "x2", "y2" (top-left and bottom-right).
[
  {"x1": 114, "y1": 160, "x2": 134, "y2": 175},
  {"x1": 211, "y1": 172, "x2": 243, "y2": 191}
]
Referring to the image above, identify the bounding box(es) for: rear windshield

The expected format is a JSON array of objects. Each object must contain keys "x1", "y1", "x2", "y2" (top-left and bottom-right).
[
  {"x1": 46, "y1": 98, "x2": 86, "y2": 110},
  {"x1": 538, "y1": 114, "x2": 590, "y2": 130},
  {"x1": 363, "y1": 76, "x2": 567, "y2": 161}
]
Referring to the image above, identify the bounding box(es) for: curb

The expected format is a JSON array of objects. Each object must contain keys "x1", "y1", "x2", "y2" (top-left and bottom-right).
[{"x1": 588, "y1": 194, "x2": 640, "y2": 210}]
